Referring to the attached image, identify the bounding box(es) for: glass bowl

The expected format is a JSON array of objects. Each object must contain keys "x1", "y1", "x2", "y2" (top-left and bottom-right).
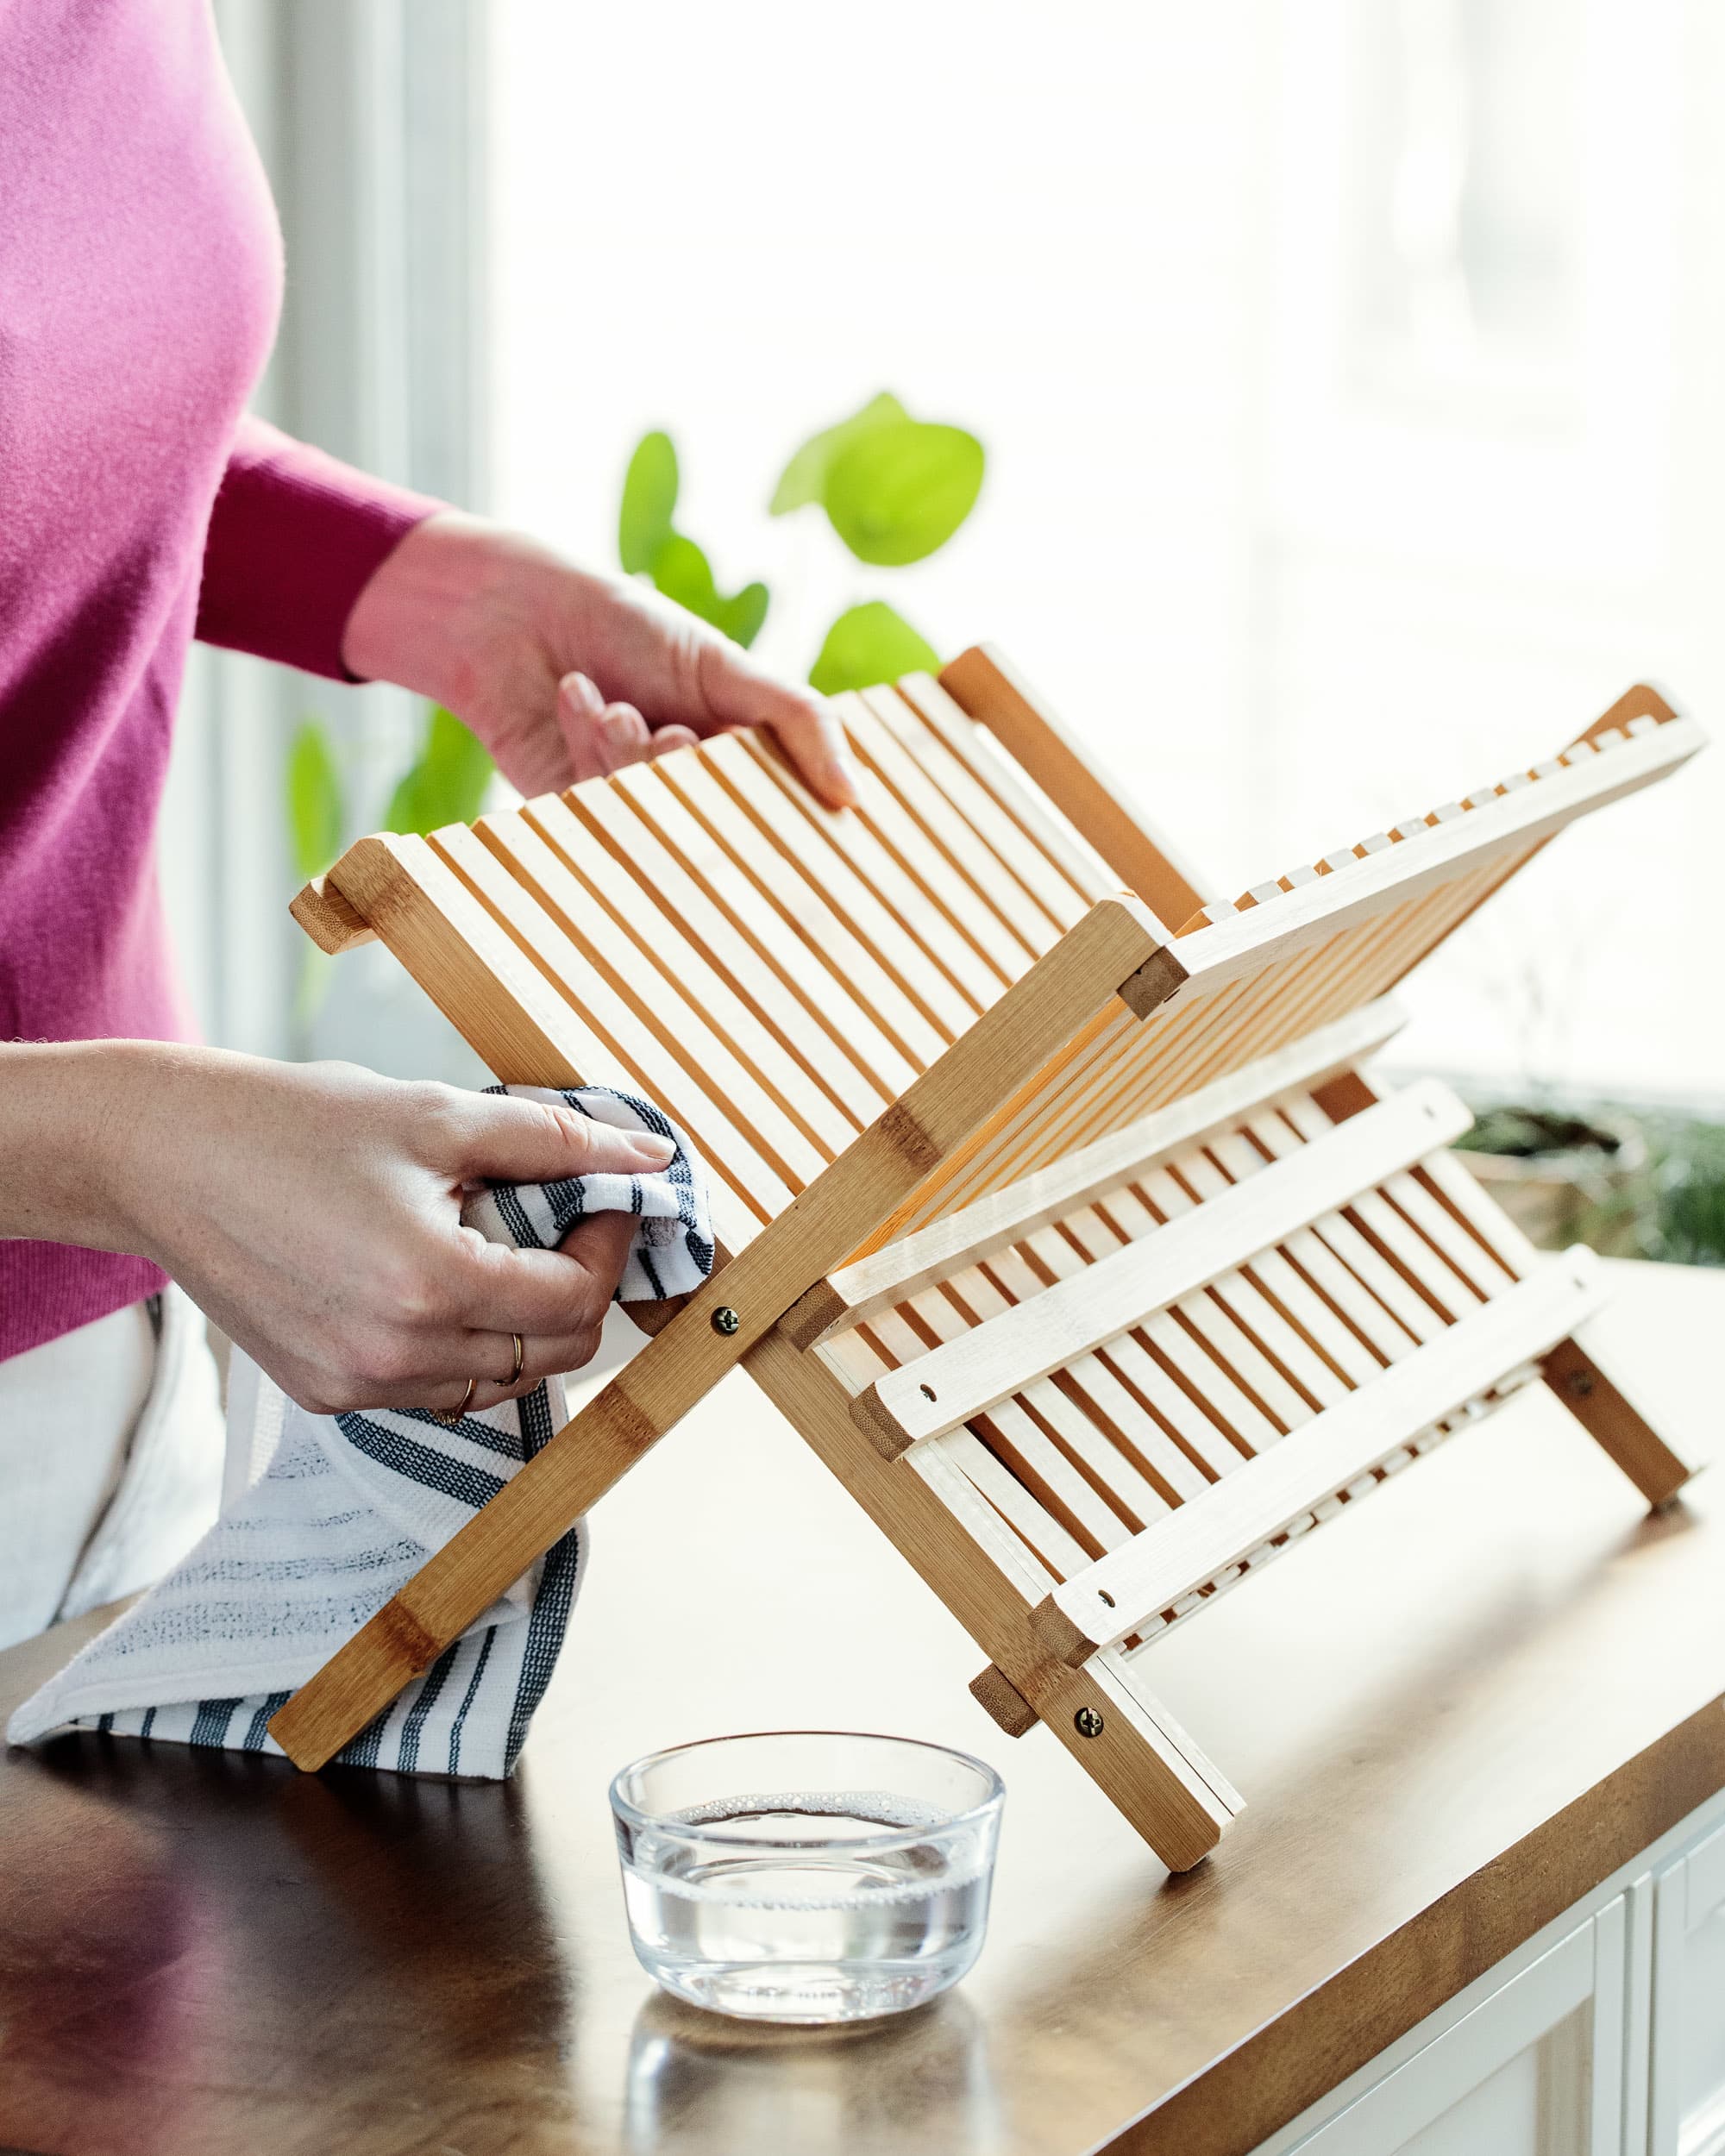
[{"x1": 609, "y1": 1729, "x2": 1005, "y2": 2023}]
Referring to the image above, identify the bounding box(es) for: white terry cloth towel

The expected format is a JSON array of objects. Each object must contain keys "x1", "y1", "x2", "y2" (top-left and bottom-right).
[{"x1": 8, "y1": 1084, "x2": 714, "y2": 1777}]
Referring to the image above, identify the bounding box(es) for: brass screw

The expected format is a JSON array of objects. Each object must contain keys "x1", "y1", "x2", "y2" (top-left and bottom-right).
[
  {"x1": 1074, "y1": 1707, "x2": 1105, "y2": 1739},
  {"x1": 712, "y1": 1306, "x2": 741, "y2": 1337}
]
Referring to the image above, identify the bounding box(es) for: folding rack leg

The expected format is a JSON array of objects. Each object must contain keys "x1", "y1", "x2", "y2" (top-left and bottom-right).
[
  {"x1": 750, "y1": 1325, "x2": 1237, "y2": 1874},
  {"x1": 1540, "y1": 1321, "x2": 1699, "y2": 1508}
]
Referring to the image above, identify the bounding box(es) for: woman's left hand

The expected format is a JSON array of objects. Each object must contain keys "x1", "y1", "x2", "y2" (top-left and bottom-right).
[{"x1": 342, "y1": 509, "x2": 859, "y2": 806}]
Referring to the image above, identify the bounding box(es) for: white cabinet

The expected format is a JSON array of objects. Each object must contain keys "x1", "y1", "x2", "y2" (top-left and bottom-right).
[
  {"x1": 1273, "y1": 1906, "x2": 1624, "y2": 2156},
  {"x1": 1649, "y1": 1819, "x2": 1725, "y2": 2156},
  {"x1": 1253, "y1": 1790, "x2": 1725, "y2": 2156}
]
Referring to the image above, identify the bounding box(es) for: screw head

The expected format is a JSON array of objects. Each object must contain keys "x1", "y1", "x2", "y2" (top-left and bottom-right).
[
  {"x1": 712, "y1": 1305, "x2": 741, "y2": 1337},
  {"x1": 1074, "y1": 1706, "x2": 1105, "y2": 1739},
  {"x1": 1568, "y1": 1369, "x2": 1595, "y2": 1399}
]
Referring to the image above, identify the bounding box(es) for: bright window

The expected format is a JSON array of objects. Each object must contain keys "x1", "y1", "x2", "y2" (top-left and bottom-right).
[{"x1": 491, "y1": 0, "x2": 1723, "y2": 1104}]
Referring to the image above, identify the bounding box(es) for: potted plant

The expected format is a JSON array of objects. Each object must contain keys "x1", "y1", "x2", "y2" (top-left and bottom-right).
[{"x1": 1455, "y1": 1102, "x2": 1650, "y2": 1256}]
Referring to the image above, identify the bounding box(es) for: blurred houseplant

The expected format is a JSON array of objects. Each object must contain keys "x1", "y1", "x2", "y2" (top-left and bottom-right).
[
  {"x1": 1456, "y1": 1100, "x2": 1725, "y2": 1267},
  {"x1": 285, "y1": 387, "x2": 983, "y2": 900},
  {"x1": 1455, "y1": 1104, "x2": 1647, "y2": 1257}
]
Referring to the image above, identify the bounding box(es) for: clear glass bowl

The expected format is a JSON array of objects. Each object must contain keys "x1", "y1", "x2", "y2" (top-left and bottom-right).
[{"x1": 610, "y1": 1730, "x2": 1005, "y2": 2024}]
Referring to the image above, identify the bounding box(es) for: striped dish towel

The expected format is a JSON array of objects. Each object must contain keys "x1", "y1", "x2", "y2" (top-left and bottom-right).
[{"x1": 7, "y1": 1084, "x2": 714, "y2": 1776}]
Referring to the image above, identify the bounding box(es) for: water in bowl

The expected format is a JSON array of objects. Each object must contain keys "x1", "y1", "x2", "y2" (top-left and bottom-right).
[{"x1": 620, "y1": 1788, "x2": 994, "y2": 2022}]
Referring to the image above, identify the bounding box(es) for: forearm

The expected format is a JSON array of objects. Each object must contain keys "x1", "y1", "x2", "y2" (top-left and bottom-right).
[{"x1": 0, "y1": 1041, "x2": 172, "y2": 1251}]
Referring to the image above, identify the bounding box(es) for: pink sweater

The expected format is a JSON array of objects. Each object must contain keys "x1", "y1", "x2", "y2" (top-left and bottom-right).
[{"x1": 2, "y1": 3, "x2": 441, "y2": 1360}]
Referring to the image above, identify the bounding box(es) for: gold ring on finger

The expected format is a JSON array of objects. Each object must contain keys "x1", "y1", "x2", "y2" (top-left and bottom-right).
[
  {"x1": 432, "y1": 1375, "x2": 478, "y2": 1426},
  {"x1": 509, "y1": 1332, "x2": 524, "y2": 1384}
]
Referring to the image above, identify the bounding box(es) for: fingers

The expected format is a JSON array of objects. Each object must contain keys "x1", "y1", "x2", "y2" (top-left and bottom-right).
[
  {"x1": 442, "y1": 1203, "x2": 638, "y2": 1340},
  {"x1": 693, "y1": 640, "x2": 860, "y2": 808},
  {"x1": 439, "y1": 1085, "x2": 674, "y2": 1186},
  {"x1": 558, "y1": 671, "x2": 691, "y2": 781},
  {"x1": 329, "y1": 1213, "x2": 639, "y2": 1416}
]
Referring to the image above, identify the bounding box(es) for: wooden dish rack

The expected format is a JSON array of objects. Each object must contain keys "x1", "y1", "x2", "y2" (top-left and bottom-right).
[{"x1": 267, "y1": 648, "x2": 1704, "y2": 1872}]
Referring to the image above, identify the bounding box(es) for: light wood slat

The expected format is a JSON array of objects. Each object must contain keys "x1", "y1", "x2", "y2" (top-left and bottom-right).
[
  {"x1": 785, "y1": 999, "x2": 1405, "y2": 1345},
  {"x1": 610, "y1": 757, "x2": 940, "y2": 1077},
  {"x1": 435, "y1": 822, "x2": 818, "y2": 1203},
  {"x1": 1093, "y1": 979, "x2": 1261, "y2": 1121},
  {"x1": 1205, "y1": 1128, "x2": 1414, "y2": 1367},
  {"x1": 980, "y1": 981, "x2": 1250, "y2": 1192},
  {"x1": 891, "y1": 957, "x2": 1238, "y2": 1225},
  {"x1": 1164, "y1": 714, "x2": 1703, "y2": 1000},
  {"x1": 715, "y1": 731, "x2": 1004, "y2": 1017},
  {"x1": 1037, "y1": 1254, "x2": 1609, "y2": 1659},
  {"x1": 1042, "y1": 1354, "x2": 1218, "y2": 1507},
  {"x1": 929, "y1": 1261, "x2": 1172, "y2": 1539},
  {"x1": 837, "y1": 1236, "x2": 1219, "y2": 1515},
  {"x1": 1278, "y1": 1094, "x2": 1490, "y2": 1319},
  {"x1": 1383, "y1": 1169, "x2": 1520, "y2": 1300},
  {"x1": 894, "y1": 672, "x2": 1120, "y2": 903},
  {"x1": 1248, "y1": 1108, "x2": 1443, "y2": 1346},
  {"x1": 828, "y1": 696, "x2": 1039, "y2": 983},
  {"x1": 968, "y1": 1240, "x2": 1200, "y2": 1516},
  {"x1": 291, "y1": 872, "x2": 374, "y2": 952},
  {"x1": 1154, "y1": 856, "x2": 1488, "y2": 1108},
  {"x1": 1342, "y1": 1188, "x2": 1481, "y2": 1323},
  {"x1": 868, "y1": 684, "x2": 1091, "y2": 929},
  {"x1": 537, "y1": 787, "x2": 894, "y2": 1127},
  {"x1": 1417, "y1": 1146, "x2": 1540, "y2": 1281},
  {"x1": 1130, "y1": 1161, "x2": 1349, "y2": 1412},
  {"x1": 1164, "y1": 911, "x2": 1408, "y2": 1092},
  {"x1": 883, "y1": 1272, "x2": 1162, "y2": 1546},
  {"x1": 853, "y1": 1081, "x2": 1471, "y2": 1453},
  {"x1": 939, "y1": 645, "x2": 1208, "y2": 931},
  {"x1": 913, "y1": 1001, "x2": 1153, "y2": 1220},
  {"x1": 856, "y1": 1000, "x2": 1139, "y2": 1251},
  {"x1": 1039, "y1": 1211, "x2": 1286, "y2": 1459},
  {"x1": 844, "y1": 1307, "x2": 1116, "y2": 1570},
  {"x1": 900, "y1": 1000, "x2": 1178, "y2": 1233},
  {"x1": 478, "y1": 809, "x2": 858, "y2": 1164},
  {"x1": 847, "y1": 690, "x2": 1061, "y2": 955},
  {"x1": 1164, "y1": 1146, "x2": 1385, "y2": 1390},
  {"x1": 657, "y1": 743, "x2": 967, "y2": 1050},
  {"x1": 1261, "y1": 861, "x2": 1511, "y2": 1056},
  {"x1": 1082, "y1": 1184, "x2": 1314, "y2": 1434}
]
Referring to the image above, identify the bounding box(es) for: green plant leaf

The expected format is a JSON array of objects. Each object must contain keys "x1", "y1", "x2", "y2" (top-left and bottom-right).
[
  {"x1": 286, "y1": 719, "x2": 345, "y2": 880},
  {"x1": 648, "y1": 531, "x2": 719, "y2": 615},
  {"x1": 824, "y1": 421, "x2": 985, "y2": 566},
  {"x1": 713, "y1": 580, "x2": 770, "y2": 649},
  {"x1": 808, "y1": 601, "x2": 940, "y2": 696},
  {"x1": 768, "y1": 392, "x2": 908, "y2": 516},
  {"x1": 384, "y1": 705, "x2": 493, "y2": 837},
  {"x1": 619, "y1": 429, "x2": 679, "y2": 574},
  {"x1": 649, "y1": 534, "x2": 770, "y2": 649}
]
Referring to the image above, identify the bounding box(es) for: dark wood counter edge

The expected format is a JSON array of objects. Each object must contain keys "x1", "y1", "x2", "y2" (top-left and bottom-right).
[{"x1": 1109, "y1": 1693, "x2": 1725, "y2": 2155}]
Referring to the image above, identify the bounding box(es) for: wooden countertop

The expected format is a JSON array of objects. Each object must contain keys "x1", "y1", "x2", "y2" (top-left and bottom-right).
[{"x1": 3, "y1": 1258, "x2": 1723, "y2": 2156}]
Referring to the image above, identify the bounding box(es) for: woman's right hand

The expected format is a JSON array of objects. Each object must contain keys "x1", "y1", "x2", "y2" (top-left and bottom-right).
[{"x1": 0, "y1": 1042, "x2": 673, "y2": 1418}]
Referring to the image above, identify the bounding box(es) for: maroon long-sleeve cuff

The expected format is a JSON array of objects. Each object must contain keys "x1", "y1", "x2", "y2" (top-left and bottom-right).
[{"x1": 195, "y1": 415, "x2": 447, "y2": 680}]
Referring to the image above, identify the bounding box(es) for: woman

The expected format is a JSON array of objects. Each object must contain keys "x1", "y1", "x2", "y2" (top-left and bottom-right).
[{"x1": 0, "y1": 5, "x2": 856, "y2": 1648}]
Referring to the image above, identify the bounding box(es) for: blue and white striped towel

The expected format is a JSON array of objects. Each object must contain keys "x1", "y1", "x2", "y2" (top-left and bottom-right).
[{"x1": 7, "y1": 1084, "x2": 714, "y2": 1777}]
